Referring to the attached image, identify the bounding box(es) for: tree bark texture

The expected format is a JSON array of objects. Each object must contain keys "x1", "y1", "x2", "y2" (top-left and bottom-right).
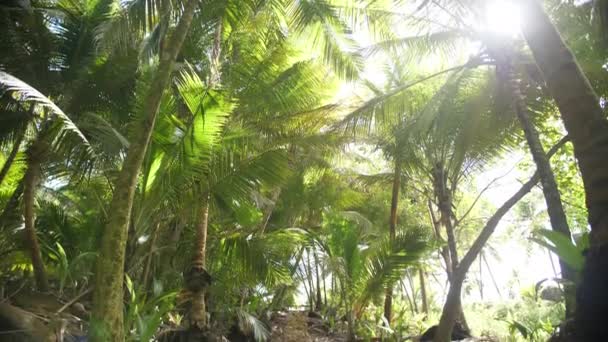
[
  {"x1": 505, "y1": 57, "x2": 576, "y2": 315},
  {"x1": 433, "y1": 138, "x2": 568, "y2": 342},
  {"x1": 186, "y1": 196, "x2": 211, "y2": 330},
  {"x1": 90, "y1": 1, "x2": 199, "y2": 340},
  {"x1": 383, "y1": 160, "x2": 401, "y2": 324},
  {"x1": 23, "y1": 143, "x2": 48, "y2": 292},
  {"x1": 419, "y1": 268, "x2": 429, "y2": 317},
  {"x1": 432, "y1": 164, "x2": 468, "y2": 331},
  {"x1": 518, "y1": 2, "x2": 608, "y2": 338}
]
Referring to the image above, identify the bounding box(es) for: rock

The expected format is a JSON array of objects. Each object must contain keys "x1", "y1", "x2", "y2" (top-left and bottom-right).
[
  {"x1": 420, "y1": 322, "x2": 471, "y2": 342},
  {"x1": 0, "y1": 302, "x2": 52, "y2": 341}
]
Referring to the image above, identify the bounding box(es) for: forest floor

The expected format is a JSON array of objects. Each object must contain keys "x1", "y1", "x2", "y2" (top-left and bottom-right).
[{"x1": 270, "y1": 311, "x2": 347, "y2": 342}]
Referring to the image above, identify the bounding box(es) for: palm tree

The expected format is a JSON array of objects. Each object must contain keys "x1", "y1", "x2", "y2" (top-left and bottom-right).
[
  {"x1": 515, "y1": 2, "x2": 608, "y2": 338},
  {"x1": 0, "y1": 72, "x2": 97, "y2": 292},
  {"x1": 90, "y1": 0, "x2": 367, "y2": 336},
  {"x1": 89, "y1": 0, "x2": 200, "y2": 338},
  {"x1": 434, "y1": 137, "x2": 570, "y2": 341},
  {"x1": 313, "y1": 210, "x2": 431, "y2": 341}
]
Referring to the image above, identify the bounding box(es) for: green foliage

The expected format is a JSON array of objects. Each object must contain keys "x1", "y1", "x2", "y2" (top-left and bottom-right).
[
  {"x1": 2, "y1": 0, "x2": 607, "y2": 340},
  {"x1": 531, "y1": 229, "x2": 588, "y2": 272},
  {"x1": 124, "y1": 275, "x2": 178, "y2": 342}
]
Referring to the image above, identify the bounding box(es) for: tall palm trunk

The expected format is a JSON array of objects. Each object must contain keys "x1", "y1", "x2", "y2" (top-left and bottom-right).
[
  {"x1": 23, "y1": 142, "x2": 48, "y2": 292},
  {"x1": 432, "y1": 164, "x2": 468, "y2": 332},
  {"x1": 383, "y1": 159, "x2": 400, "y2": 323},
  {"x1": 505, "y1": 57, "x2": 576, "y2": 316},
  {"x1": 518, "y1": 2, "x2": 608, "y2": 338},
  {"x1": 314, "y1": 249, "x2": 322, "y2": 311},
  {"x1": 428, "y1": 200, "x2": 452, "y2": 278},
  {"x1": 0, "y1": 127, "x2": 26, "y2": 187},
  {"x1": 186, "y1": 196, "x2": 211, "y2": 330},
  {"x1": 434, "y1": 138, "x2": 568, "y2": 342},
  {"x1": 90, "y1": 1, "x2": 199, "y2": 340}
]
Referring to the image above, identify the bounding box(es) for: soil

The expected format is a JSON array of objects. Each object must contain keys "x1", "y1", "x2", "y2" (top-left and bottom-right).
[{"x1": 270, "y1": 311, "x2": 346, "y2": 342}]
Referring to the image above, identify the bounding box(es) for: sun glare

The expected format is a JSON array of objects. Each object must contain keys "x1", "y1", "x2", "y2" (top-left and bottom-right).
[{"x1": 484, "y1": 0, "x2": 522, "y2": 37}]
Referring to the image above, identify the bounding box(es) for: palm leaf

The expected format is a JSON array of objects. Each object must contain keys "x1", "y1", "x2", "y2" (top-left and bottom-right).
[{"x1": 0, "y1": 72, "x2": 93, "y2": 154}]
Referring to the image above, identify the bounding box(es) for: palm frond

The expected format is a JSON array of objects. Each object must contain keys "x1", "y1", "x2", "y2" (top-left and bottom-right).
[
  {"x1": 236, "y1": 309, "x2": 271, "y2": 342},
  {"x1": 0, "y1": 72, "x2": 93, "y2": 155},
  {"x1": 356, "y1": 226, "x2": 431, "y2": 311}
]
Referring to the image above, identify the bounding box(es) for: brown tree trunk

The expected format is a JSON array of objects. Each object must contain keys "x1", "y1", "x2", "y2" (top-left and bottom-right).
[
  {"x1": 433, "y1": 138, "x2": 568, "y2": 342},
  {"x1": 314, "y1": 250, "x2": 322, "y2": 311},
  {"x1": 518, "y1": 2, "x2": 608, "y2": 338},
  {"x1": 506, "y1": 57, "x2": 576, "y2": 316},
  {"x1": 0, "y1": 127, "x2": 26, "y2": 187},
  {"x1": 429, "y1": 200, "x2": 452, "y2": 278},
  {"x1": 432, "y1": 164, "x2": 468, "y2": 332},
  {"x1": 187, "y1": 195, "x2": 210, "y2": 330},
  {"x1": 23, "y1": 142, "x2": 48, "y2": 292},
  {"x1": 383, "y1": 160, "x2": 400, "y2": 324},
  {"x1": 419, "y1": 268, "x2": 429, "y2": 318},
  {"x1": 407, "y1": 271, "x2": 418, "y2": 313},
  {"x1": 90, "y1": 1, "x2": 199, "y2": 340}
]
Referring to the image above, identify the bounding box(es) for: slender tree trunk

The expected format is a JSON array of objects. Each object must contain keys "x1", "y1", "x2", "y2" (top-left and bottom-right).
[
  {"x1": 479, "y1": 252, "x2": 484, "y2": 301},
  {"x1": 482, "y1": 253, "x2": 502, "y2": 300},
  {"x1": 323, "y1": 263, "x2": 327, "y2": 307},
  {"x1": 0, "y1": 127, "x2": 25, "y2": 187},
  {"x1": 433, "y1": 138, "x2": 568, "y2": 342},
  {"x1": 429, "y1": 200, "x2": 452, "y2": 278},
  {"x1": 401, "y1": 280, "x2": 415, "y2": 315},
  {"x1": 187, "y1": 195, "x2": 210, "y2": 330},
  {"x1": 306, "y1": 248, "x2": 315, "y2": 311},
  {"x1": 432, "y1": 164, "x2": 468, "y2": 331},
  {"x1": 314, "y1": 249, "x2": 322, "y2": 311},
  {"x1": 384, "y1": 160, "x2": 400, "y2": 324},
  {"x1": 505, "y1": 55, "x2": 576, "y2": 316},
  {"x1": 23, "y1": 144, "x2": 48, "y2": 292},
  {"x1": 518, "y1": 2, "x2": 608, "y2": 338},
  {"x1": 141, "y1": 222, "x2": 160, "y2": 291},
  {"x1": 433, "y1": 165, "x2": 459, "y2": 270},
  {"x1": 90, "y1": 1, "x2": 199, "y2": 340},
  {"x1": 419, "y1": 268, "x2": 428, "y2": 318},
  {"x1": 407, "y1": 271, "x2": 418, "y2": 313}
]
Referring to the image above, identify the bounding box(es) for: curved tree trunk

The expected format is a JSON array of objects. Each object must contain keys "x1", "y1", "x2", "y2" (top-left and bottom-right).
[
  {"x1": 383, "y1": 159, "x2": 400, "y2": 324},
  {"x1": 518, "y1": 2, "x2": 608, "y2": 338},
  {"x1": 90, "y1": 1, "x2": 199, "y2": 340},
  {"x1": 505, "y1": 56, "x2": 576, "y2": 316},
  {"x1": 0, "y1": 127, "x2": 26, "y2": 187},
  {"x1": 432, "y1": 164, "x2": 468, "y2": 332},
  {"x1": 433, "y1": 138, "x2": 568, "y2": 342},
  {"x1": 23, "y1": 143, "x2": 48, "y2": 292}
]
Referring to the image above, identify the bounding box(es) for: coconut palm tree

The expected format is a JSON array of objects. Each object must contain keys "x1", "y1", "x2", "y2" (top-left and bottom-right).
[
  {"x1": 89, "y1": 0, "x2": 370, "y2": 336},
  {"x1": 515, "y1": 2, "x2": 608, "y2": 338}
]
